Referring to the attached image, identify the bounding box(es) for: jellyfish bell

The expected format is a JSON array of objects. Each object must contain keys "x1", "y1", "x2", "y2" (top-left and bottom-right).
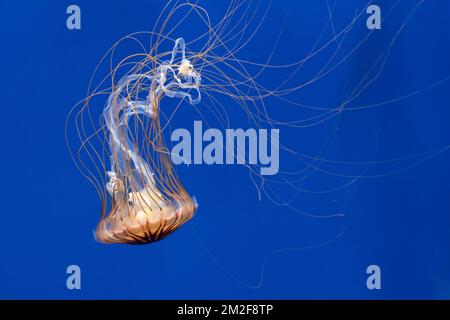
[
  {"x1": 96, "y1": 185, "x2": 198, "y2": 244},
  {"x1": 94, "y1": 37, "x2": 201, "y2": 244}
]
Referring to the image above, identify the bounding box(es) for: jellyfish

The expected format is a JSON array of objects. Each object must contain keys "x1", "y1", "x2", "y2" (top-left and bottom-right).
[
  {"x1": 66, "y1": 0, "x2": 440, "y2": 250},
  {"x1": 95, "y1": 38, "x2": 201, "y2": 244}
]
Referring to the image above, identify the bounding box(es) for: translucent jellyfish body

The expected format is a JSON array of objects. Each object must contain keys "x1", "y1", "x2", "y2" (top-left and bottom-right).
[{"x1": 96, "y1": 38, "x2": 201, "y2": 244}]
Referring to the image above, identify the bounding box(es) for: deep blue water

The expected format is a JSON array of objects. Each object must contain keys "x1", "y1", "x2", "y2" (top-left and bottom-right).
[{"x1": 1, "y1": 0, "x2": 450, "y2": 299}]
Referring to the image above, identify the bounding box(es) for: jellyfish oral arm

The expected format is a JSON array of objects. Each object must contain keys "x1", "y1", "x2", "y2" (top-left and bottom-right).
[{"x1": 96, "y1": 38, "x2": 202, "y2": 244}]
